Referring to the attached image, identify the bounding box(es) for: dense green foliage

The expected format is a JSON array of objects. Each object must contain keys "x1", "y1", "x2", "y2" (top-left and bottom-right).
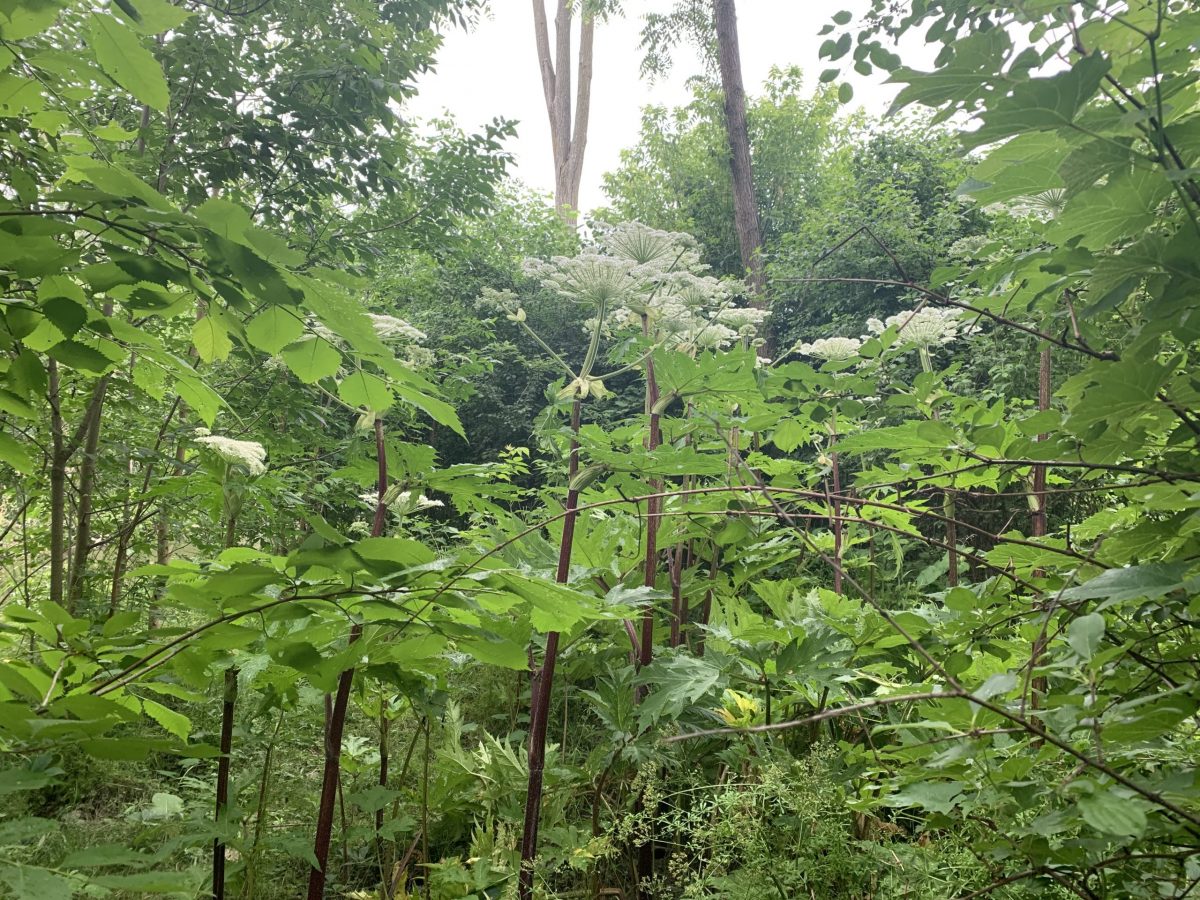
[{"x1": 1, "y1": 1, "x2": 1199, "y2": 899}]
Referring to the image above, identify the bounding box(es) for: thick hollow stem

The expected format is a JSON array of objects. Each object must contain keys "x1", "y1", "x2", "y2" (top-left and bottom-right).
[
  {"x1": 307, "y1": 417, "x2": 387, "y2": 899},
  {"x1": 640, "y1": 328, "x2": 662, "y2": 673},
  {"x1": 519, "y1": 397, "x2": 582, "y2": 900}
]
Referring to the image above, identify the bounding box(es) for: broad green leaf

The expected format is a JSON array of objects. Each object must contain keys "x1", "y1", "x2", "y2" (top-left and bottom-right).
[
  {"x1": 974, "y1": 672, "x2": 1016, "y2": 700},
  {"x1": 638, "y1": 655, "x2": 724, "y2": 730},
  {"x1": 0, "y1": 390, "x2": 34, "y2": 419},
  {"x1": 887, "y1": 782, "x2": 963, "y2": 815},
  {"x1": 0, "y1": 430, "x2": 34, "y2": 475},
  {"x1": 1048, "y1": 167, "x2": 1172, "y2": 249},
  {"x1": 1062, "y1": 563, "x2": 1197, "y2": 603},
  {"x1": 141, "y1": 698, "x2": 191, "y2": 741},
  {"x1": 1067, "y1": 613, "x2": 1105, "y2": 660},
  {"x1": 0, "y1": 0, "x2": 63, "y2": 39},
  {"x1": 46, "y1": 340, "x2": 113, "y2": 374},
  {"x1": 192, "y1": 314, "x2": 232, "y2": 363},
  {"x1": 92, "y1": 870, "x2": 203, "y2": 892},
  {"x1": 245, "y1": 306, "x2": 303, "y2": 355},
  {"x1": 0, "y1": 768, "x2": 58, "y2": 794},
  {"x1": 1078, "y1": 789, "x2": 1147, "y2": 837},
  {"x1": 281, "y1": 337, "x2": 341, "y2": 384},
  {"x1": 0, "y1": 864, "x2": 74, "y2": 900},
  {"x1": 966, "y1": 54, "x2": 1111, "y2": 147},
  {"x1": 459, "y1": 636, "x2": 528, "y2": 670},
  {"x1": 339, "y1": 370, "x2": 394, "y2": 412},
  {"x1": 0, "y1": 817, "x2": 55, "y2": 845},
  {"x1": 60, "y1": 844, "x2": 154, "y2": 868},
  {"x1": 89, "y1": 13, "x2": 170, "y2": 111},
  {"x1": 113, "y1": 0, "x2": 194, "y2": 33}
]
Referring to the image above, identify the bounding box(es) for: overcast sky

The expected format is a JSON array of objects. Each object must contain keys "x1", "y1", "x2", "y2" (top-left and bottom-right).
[{"x1": 410, "y1": 0, "x2": 907, "y2": 214}]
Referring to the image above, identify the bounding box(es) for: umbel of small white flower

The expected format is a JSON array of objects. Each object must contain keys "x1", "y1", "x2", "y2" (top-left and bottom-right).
[
  {"x1": 523, "y1": 253, "x2": 640, "y2": 307},
  {"x1": 865, "y1": 307, "x2": 977, "y2": 349},
  {"x1": 305, "y1": 313, "x2": 426, "y2": 345},
  {"x1": 597, "y1": 221, "x2": 702, "y2": 275},
  {"x1": 361, "y1": 488, "x2": 443, "y2": 513},
  {"x1": 368, "y1": 313, "x2": 426, "y2": 343},
  {"x1": 793, "y1": 336, "x2": 864, "y2": 361},
  {"x1": 194, "y1": 430, "x2": 267, "y2": 476}
]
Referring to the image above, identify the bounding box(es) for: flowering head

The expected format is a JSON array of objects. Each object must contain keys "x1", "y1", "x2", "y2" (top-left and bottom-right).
[
  {"x1": 793, "y1": 336, "x2": 863, "y2": 361},
  {"x1": 368, "y1": 314, "x2": 425, "y2": 343},
  {"x1": 866, "y1": 307, "x2": 976, "y2": 349},
  {"x1": 194, "y1": 431, "x2": 267, "y2": 476},
  {"x1": 525, "y1": 253, "x2": 639, "y2": 308},
  {"x1": 599, "y1": 221, "x2": 701, "y2": 273}
]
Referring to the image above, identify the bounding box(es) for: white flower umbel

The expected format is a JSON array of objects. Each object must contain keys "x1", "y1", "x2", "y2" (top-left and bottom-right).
[
  {"x1": 524, "y1": 253, "x2": 640, "y2": 307},
  {"x1": 363, "y1": 489, "x2": 444, "y2": 514},
  {"x1": 671, "y1": 320, "x2": 738, "y2": 353},
  {"x1": 599, "y1": 221, "x2": 701, "y2": 273},
  {"x1": 794, "y1": 336, "x2": 863, "y2": 361},
  {"x1": 369, "y1": 314, "x2": 425, "y2": 343},
  {"x1": 715, "y1": 306, "x2": 770, "y2": 332},
  {"x1": 195, "y1": 433, "x2": 267, "y2": 476},
  {"x1": 866, "y1": 307, "x2": 976, "y2": 349},
  {"x1": 666, "y1": 271, "x2": 735, "y2": 311}
]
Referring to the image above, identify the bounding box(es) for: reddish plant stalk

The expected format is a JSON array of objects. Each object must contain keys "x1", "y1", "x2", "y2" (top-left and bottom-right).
[
  {"x1": 213, "y1": 666, "x2": 238, "y2": 900},
  {"x1": 640, "y1": 329, "x2": 662, "y2": 671},
  {"x1": 375, "y1": 706, "x2": 389, "y2": 851},
  {"x1": 519, "y1": 397, "x2": 582, "y2": 900},
  {"x1": 307, "y1": 417, "x2": 387, "y2": 899}
]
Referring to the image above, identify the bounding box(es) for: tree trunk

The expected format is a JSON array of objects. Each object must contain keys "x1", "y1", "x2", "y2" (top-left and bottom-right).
[
  {"x1": 66, "y1": 381, "x2": 108, "y2": 612},
  {"x1": 713, "y1": 0, "x2": 765, "y2": 297},
  {"x1": 532, "y1": 0, "x2": 595, "y2": 224},
  {"x1": 47, "y1": 361, "x2": 66, "y2": 608}
]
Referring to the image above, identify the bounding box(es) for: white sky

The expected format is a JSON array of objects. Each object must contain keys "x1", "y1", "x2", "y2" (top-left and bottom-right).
[{"x1": 410, "y1": 0, "x2": 908, "y2": 214}]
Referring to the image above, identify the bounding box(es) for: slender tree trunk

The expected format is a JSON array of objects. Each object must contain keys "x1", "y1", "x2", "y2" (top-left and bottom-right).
[
  {"x1": 307, "y1": 417, "x2": 388, "y2": 900},
  {"x1": 47, "y1": 361, "x2": 67, "y2": 608},
  {"x1": 66, "y1": 301, "x2": 115, "y2": 613},
  {"x1": 713, "y1": 0, "x2": 765, "y2": 297},
  {"x1": 519, "y1": 397, "x2": 582, "y2": 900},
  {"x1": 213, "y1": 666, "x2": 238, "y2": 900},
  {"x1": 66, "y1": 381, "x2": 107, "y2": 612}
]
